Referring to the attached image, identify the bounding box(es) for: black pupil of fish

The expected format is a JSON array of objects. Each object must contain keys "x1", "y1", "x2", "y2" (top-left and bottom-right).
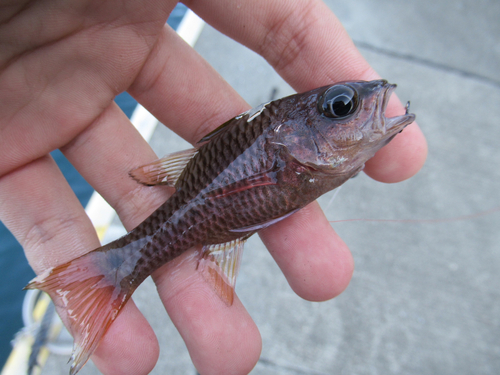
[
  {"x1": 322, "y1": 85, "x2": 357, "y2": 118},
  {"x1": 328, "y1": 95, "x2": 353, "y2": 117}
]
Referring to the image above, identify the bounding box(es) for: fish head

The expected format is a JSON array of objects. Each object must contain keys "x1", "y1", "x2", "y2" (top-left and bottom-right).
[{"x1": 276, "y1": 80, "x2": 415, "y2": 176}]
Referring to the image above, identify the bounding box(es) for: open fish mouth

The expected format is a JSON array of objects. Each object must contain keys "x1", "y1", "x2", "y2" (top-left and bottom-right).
[{"x1": 378, "y1": 82, "x2": 416, "y2": 135}]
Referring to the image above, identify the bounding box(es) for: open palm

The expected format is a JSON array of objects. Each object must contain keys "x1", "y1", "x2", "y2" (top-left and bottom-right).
[{"x1": 0, "y1": 1, "x2": 427, "y2": 374}]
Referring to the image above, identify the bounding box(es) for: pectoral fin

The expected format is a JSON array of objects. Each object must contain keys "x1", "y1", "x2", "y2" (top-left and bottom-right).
[
  {"x1": 197, "y1": 239, "x2": 246, "y2": 306},
  {"x1": 129, "y1": 148, "x2": 198, "y2": 186},
  {"x1": 207, "y1": 173, "x2": 277, "y2": 199}
]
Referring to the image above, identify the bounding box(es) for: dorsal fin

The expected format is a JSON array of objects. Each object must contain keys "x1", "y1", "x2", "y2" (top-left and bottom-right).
[
  {"x1": 198, "y1": 102, "x2": 271, "y2": 143},
  {"x1": 197, "y1": 238, "x2": 246, "y2": 306},
  {"x1": 129, "y1": 148, "x2": 198, "y2": 186},
  {"x1": 197, "y1": 117, "x2": 236, "y2": 144},
  {"x1": 197, "y1": 102, "x2": 270, "y2": 143}
]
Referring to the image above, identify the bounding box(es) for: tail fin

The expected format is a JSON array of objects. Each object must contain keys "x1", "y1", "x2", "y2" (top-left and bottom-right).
[{"x1": 26, "y1": 248, "x2": 137, "y2": 375}]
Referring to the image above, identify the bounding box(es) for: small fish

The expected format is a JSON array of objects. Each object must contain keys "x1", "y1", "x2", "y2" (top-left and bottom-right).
[{"x1": 26, "y1": 79, "x2": 415, "y2": 374}]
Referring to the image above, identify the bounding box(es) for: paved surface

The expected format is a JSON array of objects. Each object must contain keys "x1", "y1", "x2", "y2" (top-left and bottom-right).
[{"x1": 43, "y1": 0, "x2": 500, "y2": 374}]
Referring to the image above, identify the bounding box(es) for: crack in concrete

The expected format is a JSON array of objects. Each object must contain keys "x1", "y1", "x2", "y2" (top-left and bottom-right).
[
  {"x1": 257, "y1": 357, "x2": 331, "y2": 375},
  {"x1": 354, "y1": 40, "x2": 500, "y2": 89}
]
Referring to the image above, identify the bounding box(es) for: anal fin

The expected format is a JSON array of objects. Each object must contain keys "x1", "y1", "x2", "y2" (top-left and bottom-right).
[
  {"x1": 129, "y1": 148, "x2": 198, "y2": 186},
  {"x1": 197, "y1": 239, "x2": 246, "y2": 306}
]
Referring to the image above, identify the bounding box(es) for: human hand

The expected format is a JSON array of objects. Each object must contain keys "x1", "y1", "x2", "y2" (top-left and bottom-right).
[{"x1": 0, "y1": 1, "x2": 427, "y2": 374}]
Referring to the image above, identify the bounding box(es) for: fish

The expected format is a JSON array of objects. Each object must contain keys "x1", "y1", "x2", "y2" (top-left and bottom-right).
[{"x1": 25, "y1": 79, "x2": 415, "y2": 374}]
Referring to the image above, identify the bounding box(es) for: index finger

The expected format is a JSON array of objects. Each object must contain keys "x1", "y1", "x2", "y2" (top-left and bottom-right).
[
  {"x1": 185, "y1": 0, "x2": 427, "y2": 181},
  {"x1": 128, "y1": 0, "x2": 425, "y2": 304}
]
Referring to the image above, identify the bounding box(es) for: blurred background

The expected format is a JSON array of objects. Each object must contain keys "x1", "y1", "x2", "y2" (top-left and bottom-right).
[{"x1": 1, "y1": 0, "x2": 499, "y2": 374}]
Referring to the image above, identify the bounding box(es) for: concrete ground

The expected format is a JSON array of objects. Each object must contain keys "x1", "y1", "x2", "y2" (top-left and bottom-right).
[{"x1": 43, "y1": 0, "x2": 500, "y2": 374}]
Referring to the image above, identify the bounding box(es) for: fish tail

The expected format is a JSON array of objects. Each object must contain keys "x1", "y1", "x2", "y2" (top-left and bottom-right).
[{"x1": 25, "y1": 246, "x2": 139, "y2": 375}]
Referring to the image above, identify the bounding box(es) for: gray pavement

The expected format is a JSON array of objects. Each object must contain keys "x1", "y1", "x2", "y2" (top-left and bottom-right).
[{"x1": 43, "y1": 0, "x2": 500, "y2": 374}]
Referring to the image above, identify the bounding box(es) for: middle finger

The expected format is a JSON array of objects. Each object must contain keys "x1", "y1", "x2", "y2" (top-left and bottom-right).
[{"x1": 128, "y1": 22, "x2": 353, "y2": 302}]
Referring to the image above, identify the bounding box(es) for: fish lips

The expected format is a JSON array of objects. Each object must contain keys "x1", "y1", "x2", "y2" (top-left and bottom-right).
[{"x1": 376, "y1": 82, "x2": 416, "y2": 136}]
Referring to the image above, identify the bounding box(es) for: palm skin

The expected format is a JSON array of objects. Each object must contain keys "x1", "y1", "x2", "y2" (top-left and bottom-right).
[{"x1": 0, "y1": 1, "x2": 427, "y2": 374}]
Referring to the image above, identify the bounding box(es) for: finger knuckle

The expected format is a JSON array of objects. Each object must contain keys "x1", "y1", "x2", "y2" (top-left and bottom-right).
[{"x1": 258, "y1": 0, "x2": 321, "y2": 74}]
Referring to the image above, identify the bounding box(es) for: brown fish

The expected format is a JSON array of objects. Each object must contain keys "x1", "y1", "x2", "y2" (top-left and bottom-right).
[{"x1": 26, "y1": 79, "x2": 415, "y2": 374}]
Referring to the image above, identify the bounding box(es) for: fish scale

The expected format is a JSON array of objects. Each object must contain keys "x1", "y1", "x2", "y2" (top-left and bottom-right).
[
  {"x1": 110, "y1": 112, "x2": 272, "y2": 271},
  {"x1": 26, "y1": 80, "x2": 416, "y2": 374}
]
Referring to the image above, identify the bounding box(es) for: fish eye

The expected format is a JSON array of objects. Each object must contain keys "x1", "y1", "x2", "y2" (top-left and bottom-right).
[{"x1": 319, "y1": 85, "x2": 358, "y2": 119}]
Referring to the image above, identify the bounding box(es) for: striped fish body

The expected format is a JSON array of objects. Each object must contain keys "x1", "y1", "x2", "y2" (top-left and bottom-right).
[{"x1": 27, "y1": 80, "x2": 416, "y2": 374}]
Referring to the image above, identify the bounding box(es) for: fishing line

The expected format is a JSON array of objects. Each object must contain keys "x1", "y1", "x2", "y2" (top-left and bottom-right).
[
  {"x1": 324, "y1": 186, "x2": 342, "y2": 211},
  {"x1": 328, "y1": 205, "x2": 500, "y2": 224}
]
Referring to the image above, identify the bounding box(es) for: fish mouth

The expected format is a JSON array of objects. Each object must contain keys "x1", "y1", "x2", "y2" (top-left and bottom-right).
[{"x1": 377, "y1": 82, "x2": 416, "y2": 135}]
